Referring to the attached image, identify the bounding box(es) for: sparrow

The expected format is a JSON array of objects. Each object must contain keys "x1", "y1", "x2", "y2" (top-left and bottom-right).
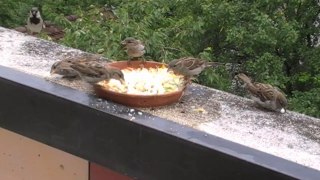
[
  {"x1": 100, "y1": 4, "x2": 118, "y2": 20},
  {"x1": 50, "y1": 54, "x2": 108, "y2": 78},
  {"x1": 167, "y1": 57, "x2": 224, "y2": 78},
  {"x1": 70, "y1": 60, "x2": 125, "y2": 84},
  {"x1": 50, "y1": 60, "x2": 80, "y2": 79},
  {"x1": 236, "y1": 73, "x2": 288, "y2": 113},
  {"x1": 26, "y1": 7, "x2": 45, "y2": 34},
  {"x1": 65, "y1": 15, "x2": 79, "y2": 22},
  {"x1": 121, "y1": 37, "x2": 145, "y2": 64}
]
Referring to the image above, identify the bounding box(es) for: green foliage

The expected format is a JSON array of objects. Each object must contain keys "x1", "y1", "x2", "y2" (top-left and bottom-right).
[
  {"x1": 290, "y1": 89, "x2": 320, "y2": 118},
  {"x1": 1, "y1": 0, "x2": 320, "y2": 118}
]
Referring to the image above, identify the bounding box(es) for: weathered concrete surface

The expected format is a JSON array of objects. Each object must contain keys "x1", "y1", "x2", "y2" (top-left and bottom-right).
[{"x1": 1, "y1": 27, "x2": 320, "y2": 171}]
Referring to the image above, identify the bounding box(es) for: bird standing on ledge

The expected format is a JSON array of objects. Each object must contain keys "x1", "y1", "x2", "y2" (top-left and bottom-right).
[
  {"x1": 70, "y1": 60, "x2": 125, "y2": 84},
  {"x1": 121, "y1": 37, "x2": 145, "y2": 65},
  {"x1": 236, "y1": 73, "x2": 288, "y2": 113},
  {"x1": 26, "y1": 7, "x2": 45, "y2": 34},
  {"x1": 50, "y1": 54, "x2": 110, "y2": 79},
  {"x1": 168, "y1": 57, "x2": 224, "y2": 79}
]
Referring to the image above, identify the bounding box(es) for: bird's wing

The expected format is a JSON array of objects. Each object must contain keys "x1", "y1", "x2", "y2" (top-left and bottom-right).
[
  {"x1": 254, "y1": 83, "x2": 276, "y2": 102},
  {"x1": 70, "y1": 61, "x2": 102, "y2": 77},
  {"x1": 136, "y1": 44, "x2": 145, "y2": 51},
  {"x1": 207, "y1": 61, "x2": 225, "y2": 67},
  {"x1": 181, "y1": 58, "x2": 205, "y2": 71}
]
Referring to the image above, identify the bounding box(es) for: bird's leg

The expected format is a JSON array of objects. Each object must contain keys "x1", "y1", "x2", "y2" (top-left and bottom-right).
[
  {"x1": 127, "y1": 58, "x2": 132, "y2": 66},
  {"x1": 138, "y1": 63, "x2": 145, "y2": 69},
  {"x1": 138, "y1": 57, "x2": 146, "y2": 68},
  {"x1": 183, "y1": 77, "x2": 193, "y2": 87},
  {"x1": 26, "y1": 30, "x2": 33, "y2": 35},
  {"x1": 189, "y1": 76, "x2": 197, "y2": 83},
  {"x1": 30, "y1": 32, "x2": 40, "y2": 37},
  {"x1": 140, "y1": 56, "x2": 146, "y2": 64}
]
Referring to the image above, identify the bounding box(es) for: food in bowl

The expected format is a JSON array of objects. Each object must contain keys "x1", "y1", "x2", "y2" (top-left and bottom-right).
[{"x1": 97, "y1": 66, "x2": 185, "y2": 95}]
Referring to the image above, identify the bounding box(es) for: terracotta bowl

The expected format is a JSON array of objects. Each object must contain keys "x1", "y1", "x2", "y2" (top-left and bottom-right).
[{"x1": 93, "y1": 61, "x2": 187, "y2": 107}]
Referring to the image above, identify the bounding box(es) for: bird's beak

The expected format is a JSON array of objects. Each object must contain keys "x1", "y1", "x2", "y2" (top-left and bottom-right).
[
  {"x1": 31, "y1": 10, "x2": 37, "y2": 16},
  {"x1": 50, "y1": 69, "x2": 55, "y2": 75}
]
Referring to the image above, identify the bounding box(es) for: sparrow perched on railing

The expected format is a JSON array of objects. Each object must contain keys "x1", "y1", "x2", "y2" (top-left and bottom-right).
[
  {"x1": 50, "y1": 53, "x2": 111, "y2": 79},
  {"x1": 26, "y1": 7, "x2": 45, "y2": 34},
  {"x1": 70, "y1": 60, "x2": 125, "y2": 84},
  {"x1": 236, "y1": 73, "x2": 288, "y2": 113},
  {"x1": 50, "y1": 60, "x2": 81, "y2": 79},
  {"x1": 167, "y1": 57, "x2": 224, "y2": 78},
  {"x1": 121, "y1": 37, "x2": 145, "y2": 64}
]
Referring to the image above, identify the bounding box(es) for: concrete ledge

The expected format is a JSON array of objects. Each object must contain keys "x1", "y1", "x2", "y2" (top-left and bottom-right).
[{"x1": 1, "y1": 26, "x2": 320, "y2": 179}]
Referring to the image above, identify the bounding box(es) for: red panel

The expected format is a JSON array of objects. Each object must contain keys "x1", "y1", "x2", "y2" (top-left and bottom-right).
[{"x1": 90, "y1": 163, "x2": 132, "y2": 180}]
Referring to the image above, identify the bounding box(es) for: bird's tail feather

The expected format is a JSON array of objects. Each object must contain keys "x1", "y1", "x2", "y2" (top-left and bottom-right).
[
  {"x1": 207, "y1": 62, "x2": 225, "y2": 67},
  {"x1": 236, "y1": 73, "x2": 252, "y2": 84}
]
